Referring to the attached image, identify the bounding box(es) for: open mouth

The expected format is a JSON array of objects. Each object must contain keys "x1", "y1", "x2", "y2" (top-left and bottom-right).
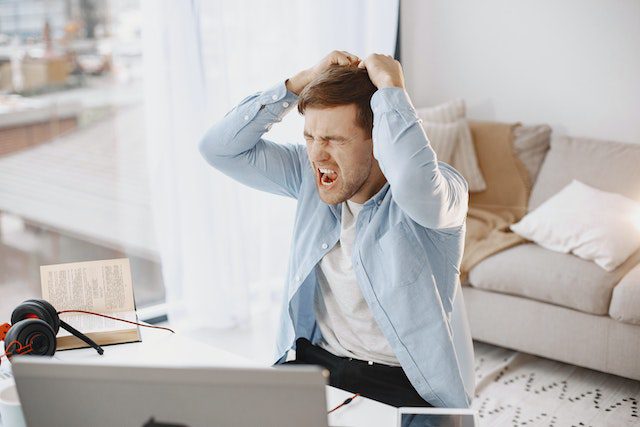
[{"x1": 317, "y1": 167, "x2": 338, "y2": 190}]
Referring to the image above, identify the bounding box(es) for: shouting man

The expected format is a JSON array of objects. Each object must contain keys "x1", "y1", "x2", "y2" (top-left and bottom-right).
[{"x1": 199, "y1": 51, "x2": 475, "y2": 408}]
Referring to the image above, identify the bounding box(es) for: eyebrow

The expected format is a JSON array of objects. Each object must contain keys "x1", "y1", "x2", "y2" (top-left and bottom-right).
[{"x1": 303, "y1": 131, "x2": 347, "y2": 142}]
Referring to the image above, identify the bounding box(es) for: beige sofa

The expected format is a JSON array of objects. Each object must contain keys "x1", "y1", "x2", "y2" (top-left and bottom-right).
[{"x1": 461, "y1": 130, "x2": 640, "y2": 381}]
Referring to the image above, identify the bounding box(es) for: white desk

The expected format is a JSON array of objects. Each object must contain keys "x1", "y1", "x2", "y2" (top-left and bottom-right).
[{"x1": 1, "y1": 326, "x2": 398, "y2": 427}]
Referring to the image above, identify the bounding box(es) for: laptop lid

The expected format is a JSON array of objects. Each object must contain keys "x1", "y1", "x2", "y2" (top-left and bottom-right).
[{"x1": 12, "y1": 357, "x2": 329, "y2": 427}]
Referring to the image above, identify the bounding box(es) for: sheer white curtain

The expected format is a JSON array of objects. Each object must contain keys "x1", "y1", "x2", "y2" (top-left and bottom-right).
[{"x1": 141, "y1": 0, "x2": 399, "y2": 331}]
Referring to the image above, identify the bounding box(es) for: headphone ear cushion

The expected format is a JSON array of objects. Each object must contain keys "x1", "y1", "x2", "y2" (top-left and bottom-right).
[
  {"x1": 4, "y1": 319, "x2": 56, "y2": 357},
  {"x1": 11, "y1": 300, "x2": 60, "y2": 335},
  {"x1": 24, "y1": 299, "x2": 60, "y2": 332}
]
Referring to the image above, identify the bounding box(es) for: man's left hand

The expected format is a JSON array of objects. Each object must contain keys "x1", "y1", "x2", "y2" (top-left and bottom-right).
[{"x1": 358, "y1": 54, "x2": 405, "y2": 89}]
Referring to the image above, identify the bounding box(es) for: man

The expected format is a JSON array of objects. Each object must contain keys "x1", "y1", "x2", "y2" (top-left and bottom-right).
[{"x1": 199, "y1": 51, "x2": 475, "y2": 408}]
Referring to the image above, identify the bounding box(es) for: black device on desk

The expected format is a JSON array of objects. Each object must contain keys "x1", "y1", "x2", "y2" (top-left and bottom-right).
[
  {"x1": 1, "y1": 299, "x2": 174, "y2": 363},
  {"x1": 0, "y1": 299, "x2": 104, "y2": 360}
]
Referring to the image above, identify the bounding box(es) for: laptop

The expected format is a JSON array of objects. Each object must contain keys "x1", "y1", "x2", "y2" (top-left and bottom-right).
[{"x1": 12, "y1": 357, "x2": 330, "y2": 427}]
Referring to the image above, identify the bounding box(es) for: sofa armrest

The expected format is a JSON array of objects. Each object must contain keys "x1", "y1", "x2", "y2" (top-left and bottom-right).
[{"x1": 609, "y1": 262, "x2": 640, "y2": 325}]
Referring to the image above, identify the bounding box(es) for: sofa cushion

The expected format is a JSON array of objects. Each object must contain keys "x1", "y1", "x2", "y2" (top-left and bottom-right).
[
  {"x1": 528, "y1": 136, "x2": 640, "y2": 211},
  {"x1": 610, "y1": 264, "x2": 640, "y2": 325},
  {"x1": 468, "y1": 243, "x2": 640, "y2": 315}
]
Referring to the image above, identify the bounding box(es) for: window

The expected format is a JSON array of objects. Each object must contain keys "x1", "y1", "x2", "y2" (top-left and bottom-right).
[{"x1": 0, "y1": 0, "x2": 164, "y2": 320}]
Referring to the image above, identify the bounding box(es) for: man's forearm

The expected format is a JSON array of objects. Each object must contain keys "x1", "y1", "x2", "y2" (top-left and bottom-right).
[
  {"x1": 200, "y1": 82, "x2": 297, "y2": 159},
  {"x1": 198, "y1": 82, "x2": 304, "y2": 199}
]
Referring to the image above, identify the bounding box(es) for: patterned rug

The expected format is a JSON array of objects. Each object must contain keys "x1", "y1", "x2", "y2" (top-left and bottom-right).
[{"x1": 472, "y1": 341, "x2": 640, "y2": 426}]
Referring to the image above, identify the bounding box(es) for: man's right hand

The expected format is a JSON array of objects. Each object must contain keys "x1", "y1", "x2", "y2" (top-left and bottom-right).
[{"x1": 286, "y1": 50, "x2": 360, "y2": 95}]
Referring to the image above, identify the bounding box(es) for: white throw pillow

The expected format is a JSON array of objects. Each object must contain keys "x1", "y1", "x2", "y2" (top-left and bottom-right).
[
  {"x1": 417, "y1": 98, "x2": 466, "y2": 123},
  {"x1": 450, "y1": 120, "x2": 486, "y2": 192},
  {"x1": 416, "y1": 100, "x2": 487, "y2": 192},
  {"x1": 510, "y1": 180, "x2": 640, "y2": 271},
  {"x1": 422, "y1": 121, "x2": 460, "y2": 164}
]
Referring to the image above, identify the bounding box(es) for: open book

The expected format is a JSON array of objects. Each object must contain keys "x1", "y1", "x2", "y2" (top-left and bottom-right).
[{"x1": 40, "y1": 258, "x2": 141, "y2": 350}]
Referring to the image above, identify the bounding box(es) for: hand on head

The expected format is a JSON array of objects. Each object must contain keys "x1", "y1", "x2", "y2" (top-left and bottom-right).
[
  {"x1": 287, "y1": 51, "x2": 405, "y2": 96},
  {"x1": 287, "y1": 50, "x2": 361, "y2": 95},
  {"x1": 357, "y1": 53, "x2": 405, "y2": 89}
]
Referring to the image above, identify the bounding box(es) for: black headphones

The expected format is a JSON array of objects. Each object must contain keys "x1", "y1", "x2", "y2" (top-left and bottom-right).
[{"x1": 2, "y1": 299, "x2": 104, "y2": 359}]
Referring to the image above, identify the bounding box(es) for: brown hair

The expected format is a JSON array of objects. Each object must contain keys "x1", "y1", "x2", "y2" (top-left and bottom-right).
[{"x1": 297, "y1": 65, "x2": 377, "y2": 137}]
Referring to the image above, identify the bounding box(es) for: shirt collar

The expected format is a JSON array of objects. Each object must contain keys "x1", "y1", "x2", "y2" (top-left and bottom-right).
[{"x1": 365, "y1": 182, "x2": 390, "y2": 207}]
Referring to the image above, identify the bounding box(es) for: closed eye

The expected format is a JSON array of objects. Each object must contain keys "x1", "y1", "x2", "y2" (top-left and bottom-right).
[{"x1": 303, "y1": 131, "x2": 348, "y2": 144}]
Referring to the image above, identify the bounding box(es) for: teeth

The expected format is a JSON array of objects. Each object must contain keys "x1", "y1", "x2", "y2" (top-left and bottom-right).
[{"x1": 319, "y1": 168, "x2": 336, "y2": 175}]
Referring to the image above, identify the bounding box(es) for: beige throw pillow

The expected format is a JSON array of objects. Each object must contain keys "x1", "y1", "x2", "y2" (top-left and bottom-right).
[
  {"x1": 417, "y1": 99, "x2": 487, "y2": 192},
  {"x1": 513, "y1": 124, "x2": 552, "y2": 188}
]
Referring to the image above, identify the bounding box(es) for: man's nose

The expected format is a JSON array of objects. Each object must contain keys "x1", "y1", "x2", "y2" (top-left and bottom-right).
[{"x1": 308, "y1": 139, "x2": 331, "y2": 163}]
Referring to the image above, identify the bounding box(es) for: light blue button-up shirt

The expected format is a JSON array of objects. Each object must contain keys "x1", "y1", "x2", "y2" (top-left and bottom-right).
[{"x1": 199, "y1": 81, "x2": 475, "y2": 408}]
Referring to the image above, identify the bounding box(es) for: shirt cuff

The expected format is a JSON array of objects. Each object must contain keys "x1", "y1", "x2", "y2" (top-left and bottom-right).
[
  {"x1": 259, "y1": 81, "x2": 299, "y2": 120},
  {"x1": 370, "y1": 87, "x2": 416, "y2": 114}
]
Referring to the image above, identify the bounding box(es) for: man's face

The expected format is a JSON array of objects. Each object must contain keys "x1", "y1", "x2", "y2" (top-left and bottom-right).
[{"x1": 304, "y1": 104, "x2": 374, "y2": 205}]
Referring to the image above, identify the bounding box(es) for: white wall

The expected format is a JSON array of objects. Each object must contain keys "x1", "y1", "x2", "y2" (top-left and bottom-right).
[{"x1": 401, "y1": 0, "x2": 640, "y2": 143}]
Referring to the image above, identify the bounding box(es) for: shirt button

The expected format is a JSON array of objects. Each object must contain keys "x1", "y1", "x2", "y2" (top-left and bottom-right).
[
  {"x1": 243, "y1": 115, "x2": 249, "y2": 121},
  {"x1": 282, "y1": 101, "x2": 290, "y2": 108},
  {"x1": 272, "y1": 94, "x2": 278, "y2": 100},
  {"x1": 295, "y1": 275, "x2": 300, "y2": 282},
  {"x1": 377, "y1": 199, "x2": 382, "y2": 205},
  {"x1": 321, "y1": 243, "x2": 328, "y2": 249}
]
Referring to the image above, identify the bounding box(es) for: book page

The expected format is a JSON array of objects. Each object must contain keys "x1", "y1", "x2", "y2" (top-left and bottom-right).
[
  {"x1": 56, "y1": 311, "x2": 138, "y2": 336},
  {"x1": 40, "y1": 258, "x2": 135, "y2": 313}
]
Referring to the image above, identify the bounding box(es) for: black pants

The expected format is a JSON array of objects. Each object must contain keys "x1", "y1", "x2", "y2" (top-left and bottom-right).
[{"x1": 281, "y1": 338, "x2": 432, "y2": 408}]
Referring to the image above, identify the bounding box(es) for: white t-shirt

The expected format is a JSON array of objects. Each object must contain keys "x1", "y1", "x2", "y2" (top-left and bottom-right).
[{"x1": 313, "y1": 200, "x2": 400, "y2": 366}]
